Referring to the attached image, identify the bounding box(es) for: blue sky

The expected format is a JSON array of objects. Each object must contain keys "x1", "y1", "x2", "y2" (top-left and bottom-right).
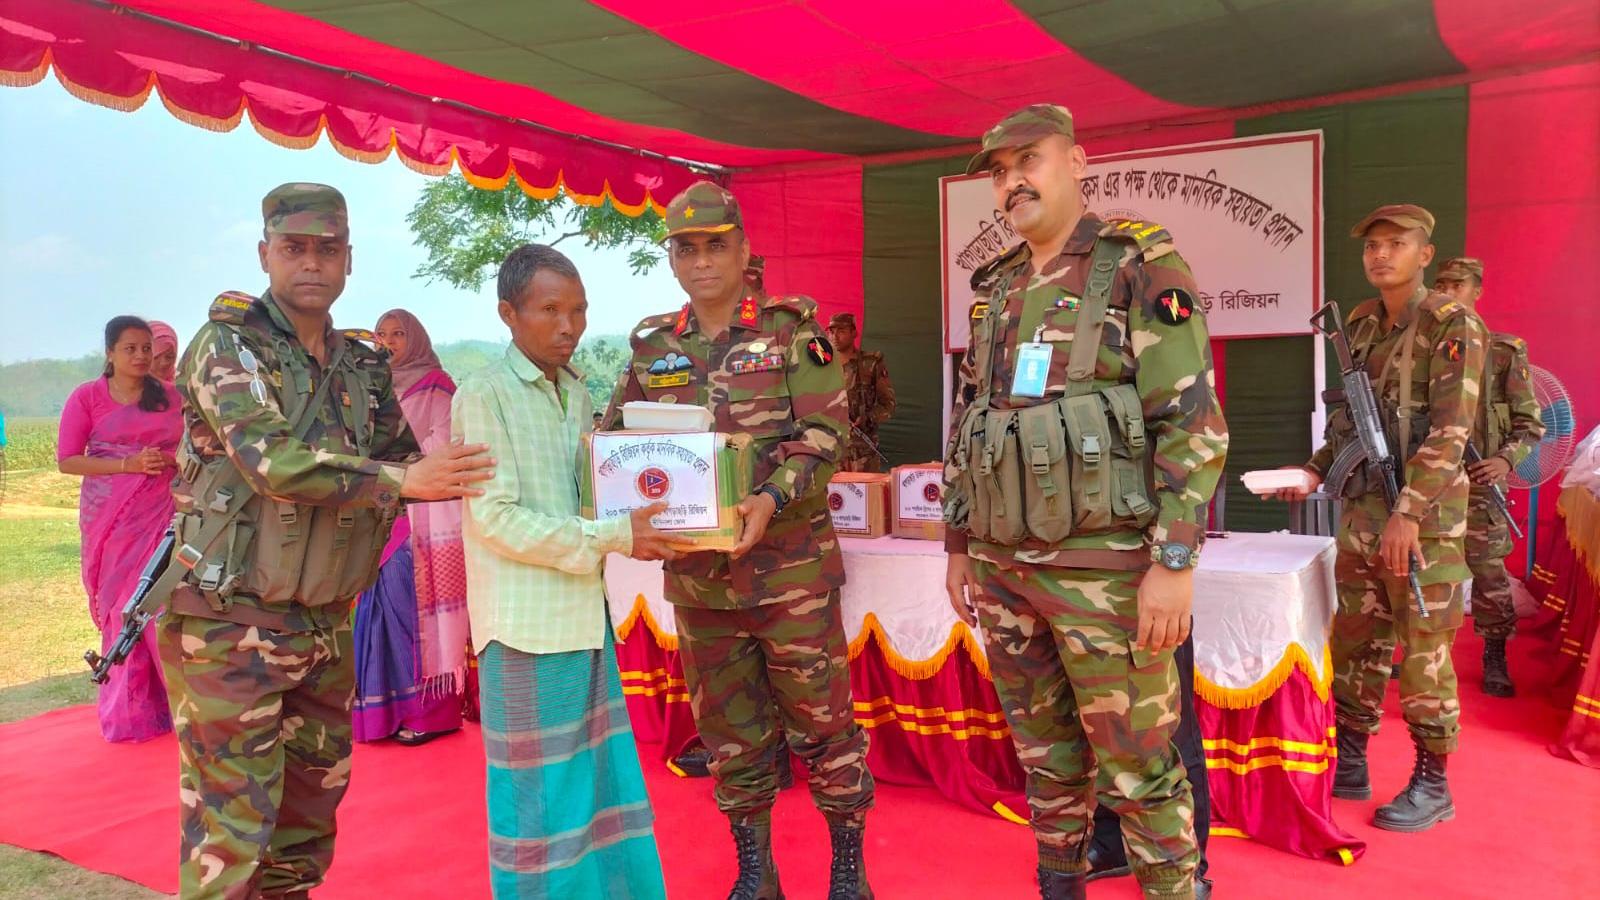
[{"x1": 0, "y1": 77, "x2": 681, "y2": 364}]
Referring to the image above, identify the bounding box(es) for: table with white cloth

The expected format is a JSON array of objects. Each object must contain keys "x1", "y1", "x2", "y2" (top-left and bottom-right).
[{"x1": 607, "y1": 531, "x2": 1362, "y2": 862}]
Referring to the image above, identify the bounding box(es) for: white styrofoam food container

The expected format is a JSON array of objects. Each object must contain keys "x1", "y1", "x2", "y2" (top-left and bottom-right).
[
  {"x1": 621, "y1": 401, "x2": 714, "y2": 433},
  {"x1": 1240, "y1": 468, "x2": 1318, "y2": 495}
]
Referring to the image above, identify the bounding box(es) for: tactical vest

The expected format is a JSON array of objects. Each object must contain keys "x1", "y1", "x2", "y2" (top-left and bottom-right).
[
  {"x1": 170, "y1": 294, "x2": 396, "y2": 613},
  {"x1": 946, "y1": 235, "x2": 1156, "y2": 546}
]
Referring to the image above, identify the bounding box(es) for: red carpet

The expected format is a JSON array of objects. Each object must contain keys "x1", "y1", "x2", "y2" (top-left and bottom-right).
[{"x1": 2, "y1": 626, "x2": 1595, "y2": 899}]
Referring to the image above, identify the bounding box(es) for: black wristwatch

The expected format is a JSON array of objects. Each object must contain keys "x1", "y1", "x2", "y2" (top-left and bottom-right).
[{"x1": 756, "y1": 484, "x2": 787, "y2": 514}]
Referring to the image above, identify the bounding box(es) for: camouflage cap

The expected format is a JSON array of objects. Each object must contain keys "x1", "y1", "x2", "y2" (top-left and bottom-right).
[
  {"x1": 663, "y1": 181, "x2": 742, "y2": 240},
  {"x1": 1436, "y1": 256, "x2": 1484, "y2": 283},
  {"x1": 827, "y1": 312, "x2": 858, "y2": 329},
  {"x1": 1349, "y1": 203, "x2": 1435, "y2": 239},
  {"x1": 966, "y1": 104, "x2": 1075, "y2": 176},
  {"x1": 262, "y1": 183, "x2": 348, "y2": 238}
]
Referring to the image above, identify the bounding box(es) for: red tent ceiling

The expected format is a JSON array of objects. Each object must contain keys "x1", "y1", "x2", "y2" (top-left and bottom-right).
[{"x1": 2, "y1": 0, "x2": 1597, "y2": 213}]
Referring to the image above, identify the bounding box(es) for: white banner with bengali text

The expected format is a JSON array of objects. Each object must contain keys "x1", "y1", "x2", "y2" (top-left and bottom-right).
[{"x1": 940, "y1": 132, "x2": 1323, "y2": 351}]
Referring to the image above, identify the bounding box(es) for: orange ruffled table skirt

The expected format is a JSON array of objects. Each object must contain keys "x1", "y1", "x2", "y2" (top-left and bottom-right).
[
  {"x1": 608, "y1": 534, "x2": 1362, "y2": 863},
  {"x1": 1527, "y1": 486, "x2": 1600, "y2": 767}
]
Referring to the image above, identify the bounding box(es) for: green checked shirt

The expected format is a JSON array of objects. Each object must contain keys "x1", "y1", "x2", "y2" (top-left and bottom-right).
[{"x1": 452, "y1": 345, "x2": 633, "y2": 655}]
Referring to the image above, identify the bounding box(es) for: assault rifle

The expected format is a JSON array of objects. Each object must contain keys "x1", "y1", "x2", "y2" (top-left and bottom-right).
[
  {"x1": 84, "y1": 525, "x2": 177, "y2": 684},
  {"x1": 1311, "y1": 301, "x2": 1428, "y2": 619},
  {"x1": 1464, "y1": 442, "x2": 1524, "y2": 539},
  {"x1": 849, "y1": 423, "x2": 889, "y2": 467}
]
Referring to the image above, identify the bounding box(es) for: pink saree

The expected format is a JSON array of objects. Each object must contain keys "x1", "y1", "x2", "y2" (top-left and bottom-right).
[
  {"x1": 401, "y1": 369, "x2": 471, "y2": 696},
  {"x1": 58, "y1": 378, "x2": 181, "y2": 742}
]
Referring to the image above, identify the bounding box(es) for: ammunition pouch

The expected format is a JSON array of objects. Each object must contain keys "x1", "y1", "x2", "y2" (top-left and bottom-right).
[{"x1": 947, "y1": 384, "x2": 1155, "y2": 546}]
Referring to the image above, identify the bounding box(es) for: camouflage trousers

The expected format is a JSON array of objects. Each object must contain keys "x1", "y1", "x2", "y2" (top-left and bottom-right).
[
  {"x1": 674, "y1": 588, "x2": 875, "y2": 825},
  {"x1": 973, "y1": 560, "x2": 1197, "y2": 900},
  {"x1": 1331, "y1": 531, "x2": 1464, "y2": 755},
  {"x1": 159, "y1": 611, "x2": 355, "y2": 899},
  {"x1": 1466, "y1": 488, "x2": 1517, "y2": 640}
]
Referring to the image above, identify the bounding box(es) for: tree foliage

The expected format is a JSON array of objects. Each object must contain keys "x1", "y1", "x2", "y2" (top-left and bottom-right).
[{"x1": 406, "y1": 174, "x2": 666, "y2": 291}]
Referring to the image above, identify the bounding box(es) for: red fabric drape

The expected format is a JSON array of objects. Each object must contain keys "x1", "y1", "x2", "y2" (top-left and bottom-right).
[
  {"x1": 0, "y1": 0, "x2": 702, "y2": 213},
  {"x1": 729, "y1": 164, "x2": 866, "y2": 334},
  {"x1": 1526, "y1": 487, "x2": 1600, "y2": 767}
]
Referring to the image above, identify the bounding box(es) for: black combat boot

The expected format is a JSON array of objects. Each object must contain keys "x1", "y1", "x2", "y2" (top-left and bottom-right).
[
  {"x1": 1372, "y1": 739, "x2": 1454, "y2": 832},
  {"x1": 727, "y1": 818, "x2": 783, "y2": 900},
  {"x1": 1332, "y1": 728, "x2": 1372, "y2": 800},
  {"x1": 1482, "y1": 638, "x2": 1515, "y2": 697},
  {"x1": 1083, "y1": 842, "x2": 1130, "y2": 882},
  {"x1": 1036, "y1": 866, "x2": 1087, "y2": 900},
  {"x1": 825, "y1": 819, "x2": 872, "y2": 899},
  {"x1": 672, "y1": 742, "x2": 713, "y2": 778}
]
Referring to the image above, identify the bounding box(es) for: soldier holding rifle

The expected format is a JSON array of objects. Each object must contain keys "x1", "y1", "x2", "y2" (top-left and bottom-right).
[{"x1": 1278, "y1": 204, "x2": 1485, "y2": 833}]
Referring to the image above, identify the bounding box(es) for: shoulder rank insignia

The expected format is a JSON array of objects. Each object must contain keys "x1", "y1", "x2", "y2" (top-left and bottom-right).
[
  {"x1": 1104, "y1": 218, "x2": 1176, "y2": 262},
  {"x1": 673, "y1": 304, "x2": 691, "y2": 337},
  {"x1": 208, "y1": 290, "x2": 255, "y2": 323},
  {"x1": 805, "y1": 336, "x2": 835, "y2": 366},
  {"x1": 738, "y1": 295, "x2": 759, "y2": 324},
  {"x1": 1153, "y1": 288, "x2": 1196, "y2": 326},
  {"x1": 969, "y1": 301, "x2": 990, "y2": 320}
]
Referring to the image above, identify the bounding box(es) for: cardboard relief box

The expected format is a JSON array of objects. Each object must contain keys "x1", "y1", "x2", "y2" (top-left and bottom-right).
[
  {"x1": 579, "y1": 427, "x2": 754, "y2": 552},
  {"x1": 890, "y1": 463, "x2": 946, "y2": 541},
  {"x1": 827, "y1": 472, "x2": 890, "y2": 538}
]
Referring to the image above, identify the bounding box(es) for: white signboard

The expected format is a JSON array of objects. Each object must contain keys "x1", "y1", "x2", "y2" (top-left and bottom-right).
[
  {"x1": 941, "y1": 132, "x2": 1323, "y2": 351},
  {"x1": 589, "y1": 432, "x2": 720, "y2": 531}
]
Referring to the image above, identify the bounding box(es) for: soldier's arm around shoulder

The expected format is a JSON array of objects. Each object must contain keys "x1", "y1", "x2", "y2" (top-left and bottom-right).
[
  {"x1": 183, "y1": 299, "x2": 406, "y2": 510},
  {"x1": 767, "y1": 295, "x2": 848, "y2": 505},
  {"x1": 1124, "y1": 237, "x2": 1229, "y2": 547},
  {"x1": 1392, "y1": 299, "x2": 1487, "y2": 519},
  {"x1": 1498, "y1": 335, "x2": 1545, "y2": 467}
]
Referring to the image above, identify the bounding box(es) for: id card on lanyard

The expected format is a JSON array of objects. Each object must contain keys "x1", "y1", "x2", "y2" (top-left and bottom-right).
[{"x1": 1011, "y1": 325, "x2": 1052, "y2": 398}]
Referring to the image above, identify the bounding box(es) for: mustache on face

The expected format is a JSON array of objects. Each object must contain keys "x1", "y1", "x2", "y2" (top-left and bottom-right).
[{"x1": 1006, "y1": 187, "x2": 1040, "y2": 210}]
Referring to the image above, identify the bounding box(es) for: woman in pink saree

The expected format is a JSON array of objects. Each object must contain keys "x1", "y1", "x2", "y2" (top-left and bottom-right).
[
  {"x1": 58, "y1": 316, "x2": 181, "y2": 742},
  {"x1": 353, "y1": 309, "x2": 471, "y2": 744}
]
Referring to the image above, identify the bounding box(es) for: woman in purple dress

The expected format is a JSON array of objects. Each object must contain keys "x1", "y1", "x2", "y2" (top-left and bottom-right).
[
  {"x1": 352, "y1": 309, "x2": 470, "y2": 745},
  {"x1": 57, "y1": 316, "x2": 182, "y2": 742}
]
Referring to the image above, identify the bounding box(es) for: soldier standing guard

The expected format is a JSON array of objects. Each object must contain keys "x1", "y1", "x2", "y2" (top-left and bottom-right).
[
  {"x1": 827, "y1": 313, "x2": 896, "y2": 473},
  {"x1": 162, "y1": 183, "x2": 493, "y2": 899},
  {"x1": 1432, "y1": 257, "x2": 1544, "y2": 697},
  {"x1": 1281, "y1": 205, "x2": 1486, "y2": 833},
  {"x1": 942, "y1": 105, "x2": 1228, "y2": 900},
  {"x1": 603, "y1": 181, "x2": 875, "y2": 900}
]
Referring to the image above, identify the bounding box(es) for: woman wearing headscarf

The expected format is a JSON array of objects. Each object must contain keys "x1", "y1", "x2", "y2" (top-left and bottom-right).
[
  {"x1": 57, "y1": 315, "x2": 181, "y2": 742},
  {"x1": 353, "y1": 309, "x2": 470, "y2": 744},
  {"x1": 148, "y1": 321, "x2": 179, "y2": 383}
]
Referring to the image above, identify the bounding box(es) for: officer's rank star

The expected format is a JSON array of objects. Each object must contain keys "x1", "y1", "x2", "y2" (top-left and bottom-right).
[
  {"x1": 683, "y1": 205, "x2": 696, "y2": 219},
  {"x1": 1154, "y1": 288, "x2": 1196, "y2": 326}
]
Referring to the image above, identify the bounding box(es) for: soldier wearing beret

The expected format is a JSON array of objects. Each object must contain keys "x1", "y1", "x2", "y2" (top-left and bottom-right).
[
  {"x1": 826, "y1": 312, "x2": 896, "y2": 473},
  {"x1": 602, "y1": 181, "x2": 875, "y2": 899},
  {"x1": 1432, "y1": 257, "x2": 1544, "y2": 697},
  {"x1": 161, "y1": 183, "x2": 493, "y2": 897},
  {"x1": 1281, "y1": 205, "x2": 1486, "y2": 833},
  {"x1": 943, "y1": 105, "x2": 1228, "y2": 900}
]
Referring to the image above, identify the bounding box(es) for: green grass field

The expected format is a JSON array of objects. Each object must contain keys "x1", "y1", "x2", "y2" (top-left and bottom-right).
[{"x1": 0, "y1": 462, "x2": 164, "y2": 898}]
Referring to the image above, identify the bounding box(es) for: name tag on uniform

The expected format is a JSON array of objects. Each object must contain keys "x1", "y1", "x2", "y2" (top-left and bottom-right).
[
  {"x1": 1011, "y1": 342, "x2": 1052, "y2": 398},
  {"x1": 646, "y1": 372, "x2": 691, "y2": 389}
]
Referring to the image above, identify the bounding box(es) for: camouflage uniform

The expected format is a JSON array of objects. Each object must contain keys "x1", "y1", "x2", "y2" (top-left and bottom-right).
[
  {"x1": 830, "y1": 313, "x2": 897, "y2": 473},
  {"x1": 945, "y1": 106, "x2": 1227, "y2": 899},
  {"x1": 1433, "y1": 259, "x2": 1545, "y2": 643},
  {"x1": 601, "y1": 183, "x2": 874, "y2": 833},
  {"x1": 162, "y1": 184, "x2": 418, "y2": 899},
  {"x1": 1307, "y1": 223, "x2": 1486, "y2": 757}
]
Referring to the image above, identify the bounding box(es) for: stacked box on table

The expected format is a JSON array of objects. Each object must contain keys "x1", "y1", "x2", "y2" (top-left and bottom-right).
[
  {"x1": 891, "y1": 463, "x2": 945, "y2": 541},
  {"x1": 580, "y1": 430, "x2": 753, "y2": 551},
  {"x1": 828, "y1": 472, "x2": 890, "y2": 537}
]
